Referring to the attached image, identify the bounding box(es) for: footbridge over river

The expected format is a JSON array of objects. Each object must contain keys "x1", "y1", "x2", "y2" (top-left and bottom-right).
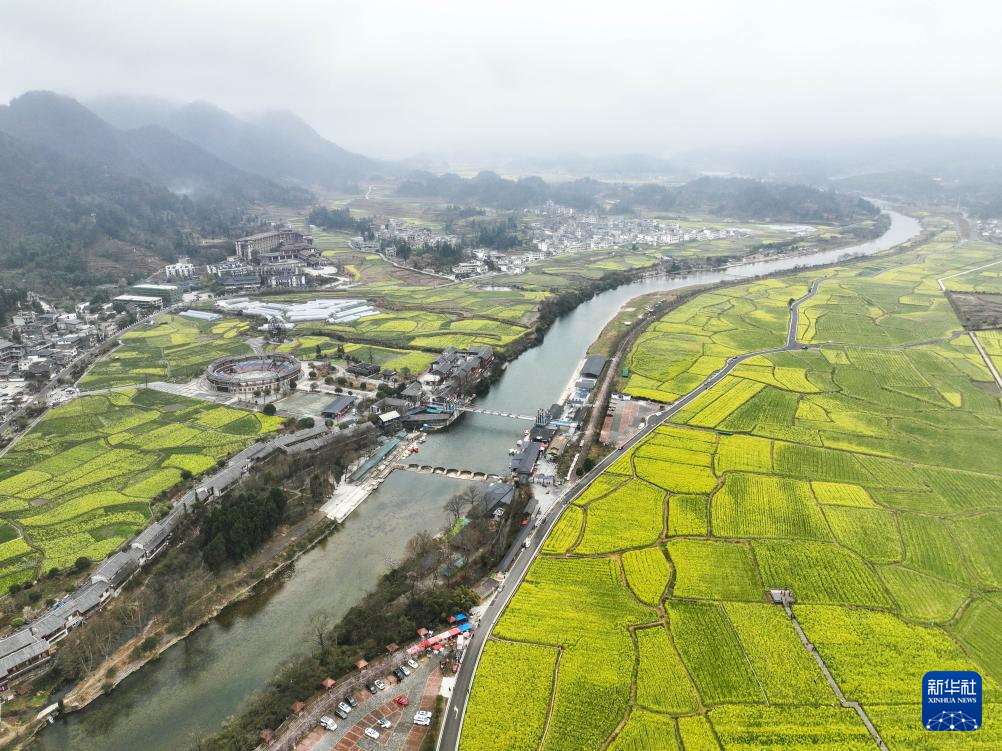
[
  {"x1": 393, "y1": 462, "x2": 504, "y2": 481},
  {"x1": 452, "y1": 405, "x2": 540, "y2": 422}
]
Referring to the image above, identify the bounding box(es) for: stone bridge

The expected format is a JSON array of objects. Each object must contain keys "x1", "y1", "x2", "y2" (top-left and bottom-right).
[{"x1": 394, "y1": 463, "x2": 503, "y2": 481}]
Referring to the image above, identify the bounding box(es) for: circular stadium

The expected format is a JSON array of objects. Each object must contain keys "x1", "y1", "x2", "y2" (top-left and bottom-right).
[{"x1": 205, "y1": 353, "x2": 300, "y2": 394}]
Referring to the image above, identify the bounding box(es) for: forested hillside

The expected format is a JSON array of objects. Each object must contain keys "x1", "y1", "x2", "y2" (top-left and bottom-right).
[{"x1": 398, "y1": 171, "x2": 878, "y2": 223}]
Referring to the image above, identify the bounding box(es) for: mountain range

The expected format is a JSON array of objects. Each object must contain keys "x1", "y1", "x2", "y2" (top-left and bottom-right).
[
  {"x1": 90, "y1": 95, "x2": 385, "y2": 190},
  {"x1": 0, "y1": 91, "x2": 386, "y2": 297}
]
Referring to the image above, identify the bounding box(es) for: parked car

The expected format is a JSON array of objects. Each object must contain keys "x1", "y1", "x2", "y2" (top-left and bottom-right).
[
  {"x1": 366, "y1": 682, "x2": 378, "y2": 694},
  {"x1": 334, "y1": 707, "x2": 349, "y2": 720},
  {"x1": 344, "y1": 694, "x2": 358, "y2": 707},
  {"x1": 364, "y1": 728, "x2": 381, "y2": 739},
  {"x1": 393, "y1": 667, "x2": 406, "y2": 681},
  {"x1": 400, "y1": 665, "x2": 411, "y2": 676},
  {"x1": 406, "y1": 658, "x2": 419, "y2": 670},
  {"x1": 319, "y1": 716, "x2": 337, "y2": 731},
  {"x1": 394, "y1": 695, "x2": 410, "y2": 707},
  {"x1": 413, "y1": 716, "x2": 431, "y2": 726},
  {"x1": 376, "y1": 718, "x2": 391, "y2": 729},
  {"x1": 374, "y1": 679, "x2": 387, "y2": 690}
]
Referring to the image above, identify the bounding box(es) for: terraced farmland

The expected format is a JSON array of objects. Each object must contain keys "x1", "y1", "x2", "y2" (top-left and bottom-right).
[
  {"x1": 462, "y1": 218, "x2": 1002, "y2": 749},
  {"x1": 0, "y1": 389, "x2": 282, "y2": 585}
]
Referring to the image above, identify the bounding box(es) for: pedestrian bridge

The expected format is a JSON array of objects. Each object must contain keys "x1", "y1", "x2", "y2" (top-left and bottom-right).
[
  {"x1": 393, "y1": 463, "x2": 503, "y2": 481},
  {"x1": 453, "y1": 405, "x2": 539, "y2": 422}
]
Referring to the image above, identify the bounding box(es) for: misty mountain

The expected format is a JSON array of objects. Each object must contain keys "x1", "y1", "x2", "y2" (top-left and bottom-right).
[
  {"x1": 399, "y1": 171, "x2": 877, "y2": 223},
  {"x1": 0, "y1": 128, "x2": 238, "y2": 296},
  {"x1": 91, "y1": 96, "x2": 386, "y2": 189},
  {"x1": 0, "y1": 91, "x2": 308, "y2": 206},
  {"x1": 501, "y1": 153, "x2": 685, "y2": 180},
  {"x1": 676, "y1": 135, "x2": 1002, "y2": 184}
]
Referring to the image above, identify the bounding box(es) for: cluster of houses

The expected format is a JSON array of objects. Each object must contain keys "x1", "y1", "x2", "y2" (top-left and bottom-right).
[
  {"x1": 526, "y1": 205, "x2": 752, "y2": 256},
  {"x1": 312, "y1": 346, "x2": 497, "y2": 434},
  {"x1": 977, "y1": 218, "x2": 1002, "y2": 241},
  {"x1": 417, "y1": 346, "x2": 494, "y2": 400},
  {"x1": 0, "y1": 425, "x2": 350, "y2": 685},
  {"x1": 369, "y1": 218, "x2": 460, "y2": 256},
  {"x1": 0, "y1": 300, "x2": 129, "y2": 422}
]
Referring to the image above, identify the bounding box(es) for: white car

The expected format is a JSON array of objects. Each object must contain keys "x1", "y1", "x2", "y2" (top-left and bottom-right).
[
  {"x1": 400, "y1": 665, "x2": 411, "y2": 676},
  {"x1": 374, "y1": 679, "x2": 387, "y2": 690},
  {"x1": 376, "y1": 718, "x2": 391, "y2": 729},
  {"x1": 337, "y1": 701, "x2": 352, "y2": 714},
  {"x1": 319, "y1": 716, "x2": 337, "y2": 731},
  {"x1": 364, "y1": 728, "x2": 381, "y2": 739},
  {"x1": 415, "y1": 710, "x2": 432, "y2": 720},
  {"x1": 413, "y1": 716, "x2": 431, "y2": 726},
  {"x1": 406, "y1": 658, "x2": 419, "y2": 670}
]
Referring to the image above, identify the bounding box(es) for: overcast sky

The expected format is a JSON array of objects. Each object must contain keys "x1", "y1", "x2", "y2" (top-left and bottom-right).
[{"x1": 0, "y1": 0, "x2": 998, "y2": 159}]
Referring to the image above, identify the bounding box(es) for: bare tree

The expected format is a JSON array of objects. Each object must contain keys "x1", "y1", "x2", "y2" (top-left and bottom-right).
[
  {"x1": 444, "y1": 494, "x2": 467, "y2": 527},
  {"x1": 308, "y1": 609, "x2": 333, "y2": 657},
  {"x1": 406, "y1": 531, "x2": 437, "y2": 559}
]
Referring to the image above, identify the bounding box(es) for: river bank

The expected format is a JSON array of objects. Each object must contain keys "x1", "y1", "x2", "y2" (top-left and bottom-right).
[{"x1": 31, "y1": 210, "x2": 921, "y2": 751}]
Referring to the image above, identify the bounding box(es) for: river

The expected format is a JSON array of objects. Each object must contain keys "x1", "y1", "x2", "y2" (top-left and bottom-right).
[{"x1": 34, "y1": 210, "x2": 920, "y2": 751}]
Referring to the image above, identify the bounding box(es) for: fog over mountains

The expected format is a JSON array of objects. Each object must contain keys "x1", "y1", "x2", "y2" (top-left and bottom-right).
[{"x1": 90, "y1": 95, "x2": 385, "y2": 189}]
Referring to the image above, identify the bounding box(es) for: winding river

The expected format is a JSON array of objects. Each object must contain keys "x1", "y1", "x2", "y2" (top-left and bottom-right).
[{"x1": 34, "y1": 210, "x2": 920, "y2": 751}]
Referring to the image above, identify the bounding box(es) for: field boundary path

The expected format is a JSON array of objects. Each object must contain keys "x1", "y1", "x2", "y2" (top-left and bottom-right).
[
  {"x1": 782, "y1": 602, "x2": 888, "y2": 750},
  {"x1": 439, "y1": 277, "x2": 825, "y2": 751}
]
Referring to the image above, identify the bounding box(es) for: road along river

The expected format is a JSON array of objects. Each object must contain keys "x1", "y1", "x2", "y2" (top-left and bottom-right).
[{"x1": 33, "y1": 210, "x2": 919, "y2": 751}]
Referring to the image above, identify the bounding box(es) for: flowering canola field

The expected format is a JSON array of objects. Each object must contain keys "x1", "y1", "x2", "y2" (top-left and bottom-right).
[{"x1": 462, "y1": 217, "x2": 1002, "y2": 750}]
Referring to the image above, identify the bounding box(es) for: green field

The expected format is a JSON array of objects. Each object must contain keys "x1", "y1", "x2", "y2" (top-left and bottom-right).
[
  {"x1": 81, "y1": 314, "x2": 253, "y2": 390},
  {"x1": 462, "y1": 217, "x2": 1002, "y2": 749},
  {"x1": 0, "y1": 389, "x2": 282, "y2": 583}
]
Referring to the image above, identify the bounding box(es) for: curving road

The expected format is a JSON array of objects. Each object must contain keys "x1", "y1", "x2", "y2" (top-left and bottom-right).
[{"x1": 438, "y1": 278, "x2": 823, "y2": 751}]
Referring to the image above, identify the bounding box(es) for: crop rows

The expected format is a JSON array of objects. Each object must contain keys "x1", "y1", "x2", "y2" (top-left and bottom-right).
[{"x1": 0, "y1": 389, "x2": 281, "y2": 572}]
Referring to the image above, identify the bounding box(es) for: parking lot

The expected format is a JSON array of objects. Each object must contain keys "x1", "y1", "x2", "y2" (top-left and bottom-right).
[
  {"x1": 295, "y1": 657, "x2": 442, "y2": 751},
  {"x1": 599, "y1": 395, "x2": 661, "y2": 447}
]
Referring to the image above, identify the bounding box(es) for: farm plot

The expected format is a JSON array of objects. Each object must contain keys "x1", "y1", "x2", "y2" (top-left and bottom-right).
[
  {"x1": 667, "y1": 539, "x2": 763, "y2": 601},
  {"x1": 317, "y1": 309, "x2": 529, "y2": 351},
  {"x1": 795, "y1": 605, "x2": 997, "y2": 704},
  {"x1": 666, "y1": 600, "x2": 763, "y2": 705},
  {"x1": 608, "y1": 709, "x2": 679, "y2": 751},
  {"x1": 634, "y1": 625, "x2": 699, "y2": 713},
  {"x1": 490, "y1": 556, "x2": 652, "y2": 751},
  {"x1": 81, "y1": 314, "x2": 252, "y2": 389},
  {"x1": 462, "y1": 222, "x2": 1002, "y2": 749},
  {"x1": 0, "y1": 389, "x2": 281, "y2": 573},
  {"x1": 621, "y1": 546, "x2": 671, "y2": 605},
  {"x1": 459, "y1": 639, "x2": 557, "y2": 751},
  {"x1": 711, "y1": 473, "x2": 830, "y2": 541},
  {"x1": 575, "y1": 479, "x2": 664, "y2": 554},
  {"x1": 709, "y1": 705, "x2": 874, "y2": 750}
]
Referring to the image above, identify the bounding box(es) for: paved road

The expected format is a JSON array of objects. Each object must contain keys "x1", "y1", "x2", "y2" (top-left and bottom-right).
[{"x1": 437, "y1": 279, "x2": 823, "y2": 751}]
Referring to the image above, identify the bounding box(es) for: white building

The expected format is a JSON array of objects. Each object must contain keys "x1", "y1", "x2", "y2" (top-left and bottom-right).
[{"x1": 164, "y1": 257, "x2": 195, "y2": 279}]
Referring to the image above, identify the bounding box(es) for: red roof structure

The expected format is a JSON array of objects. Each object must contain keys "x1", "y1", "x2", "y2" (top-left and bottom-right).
[
  {"x1": 322, "y1": 677, "x2": 336, "y2": 689},
  {"x1": 386, "y1": 642, "x2": 399, "y2": 653},
  {"x1": 290, "y1": 701, "x2": 306, "y2": 715},
  {"x1": 260, "y1": 729, "x2": 275, "y2": 743},
  {"x1": 355, "y1": 659, "x2": 369, "y2": 670},
  {"x1": 417, "y1": 628, "x2": 429, "y2": 637}
]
